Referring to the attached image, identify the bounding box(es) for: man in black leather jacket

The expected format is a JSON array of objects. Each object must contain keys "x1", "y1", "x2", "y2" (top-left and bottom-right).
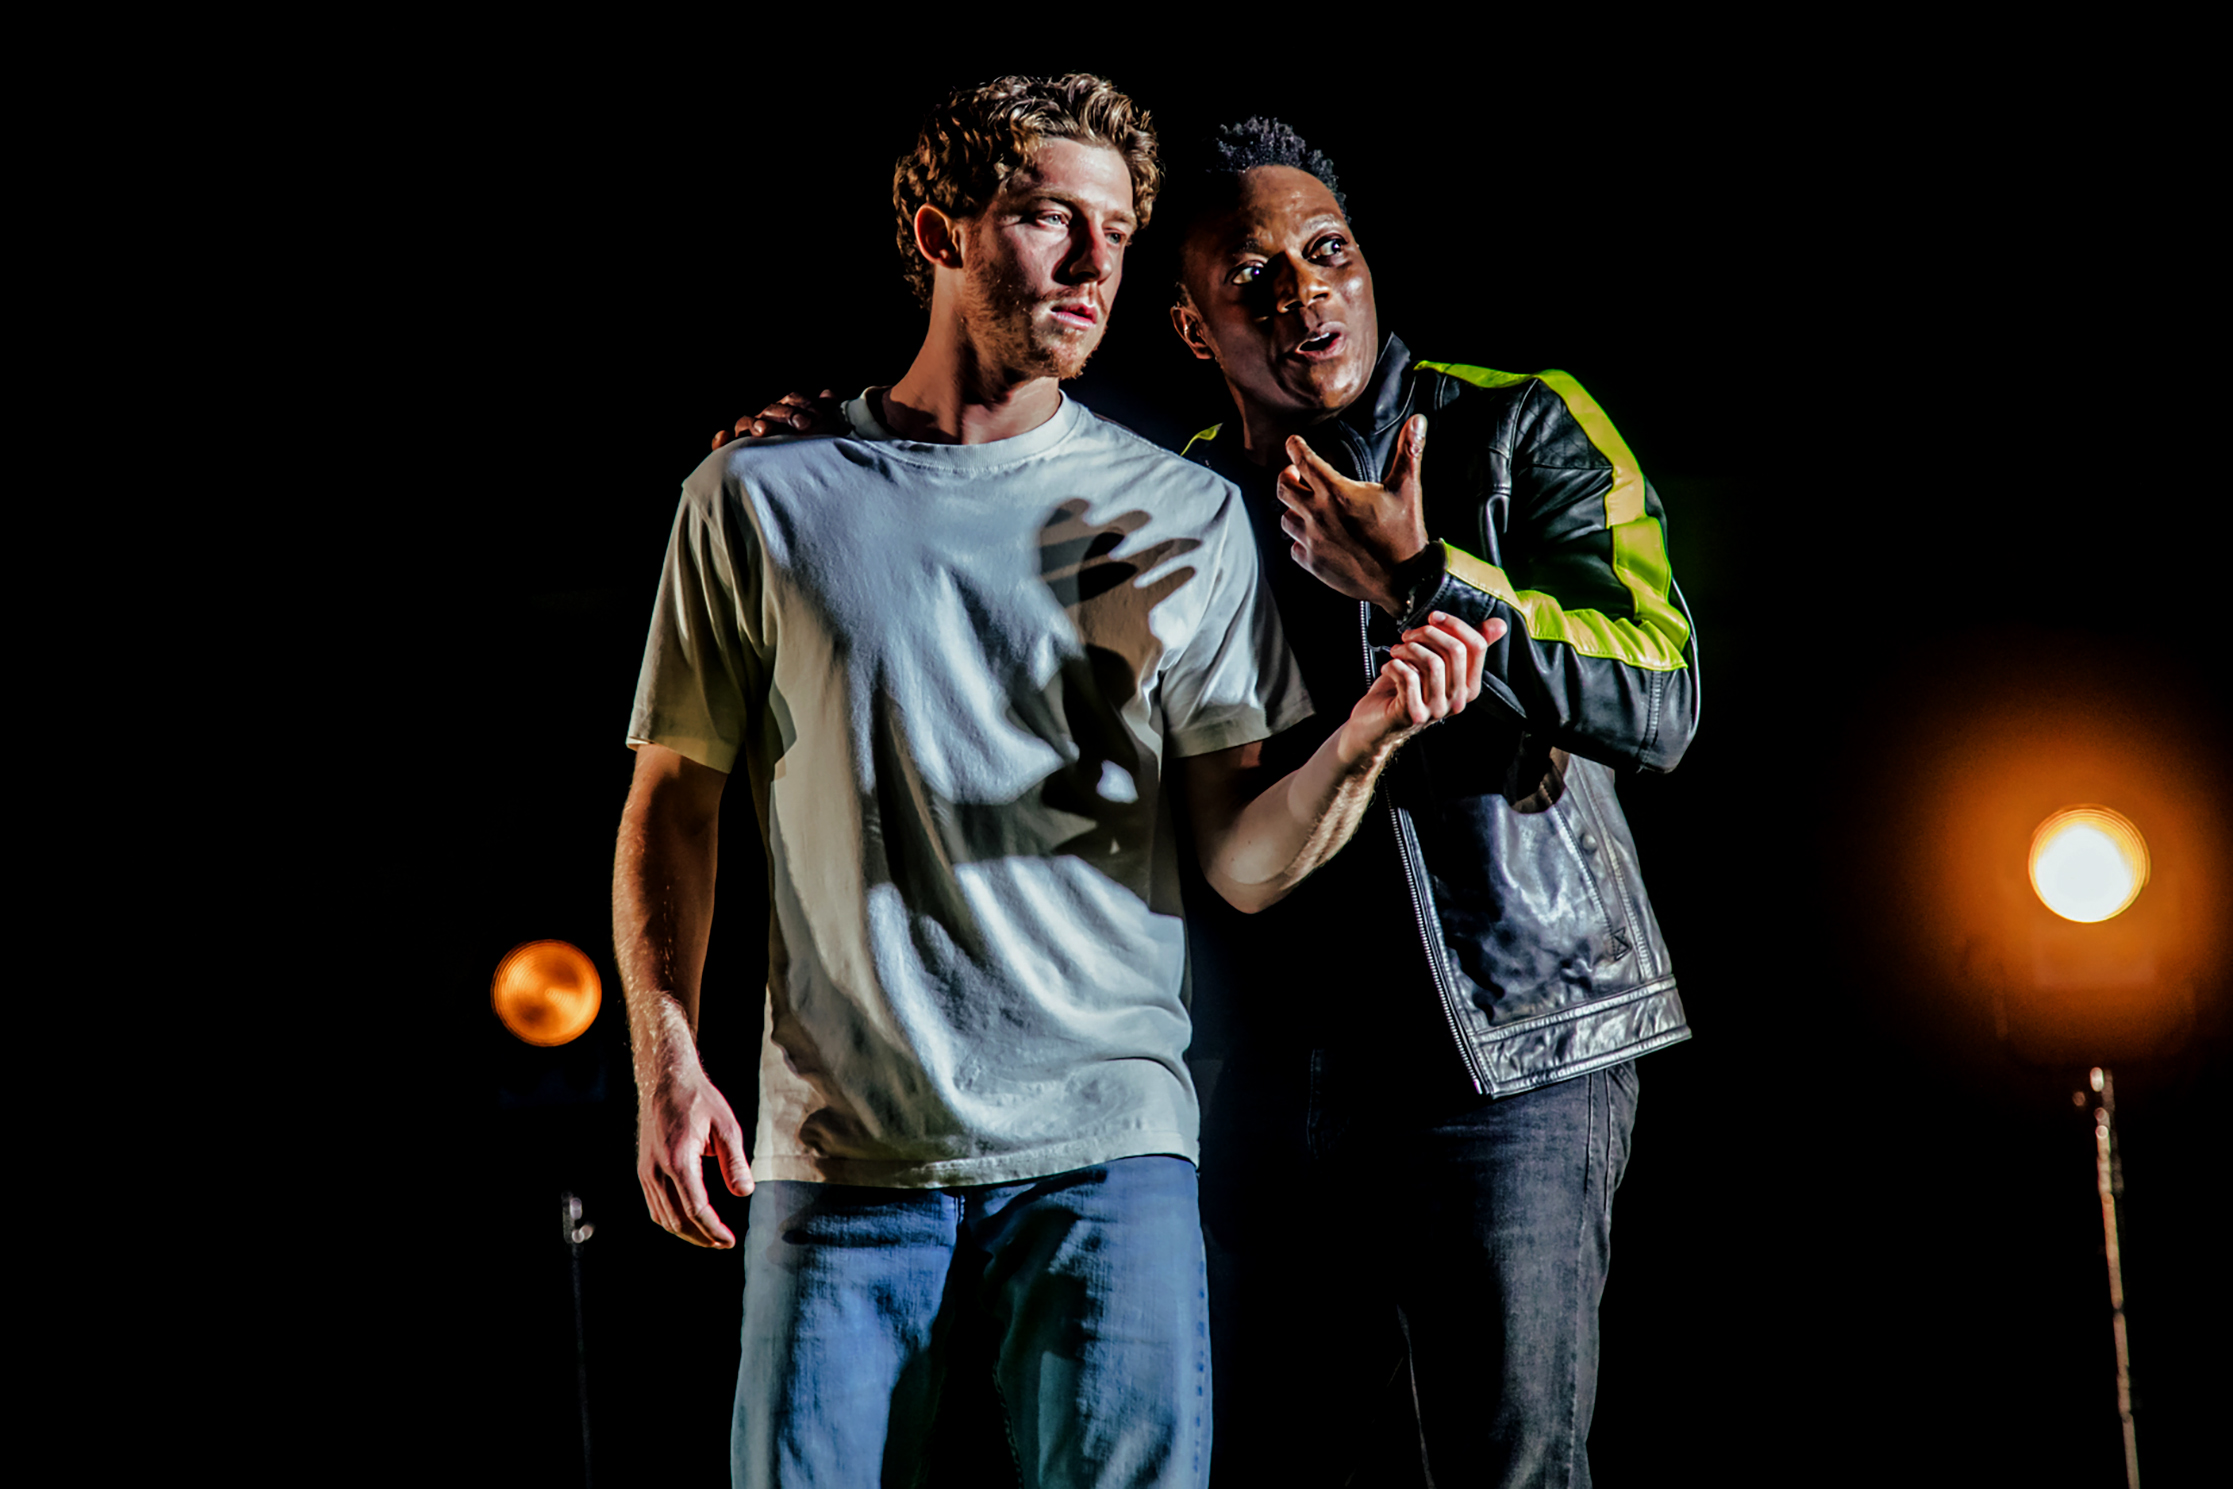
[{"x1": 1164, "y1": 119, "x2": 1697, "y2": 1487}]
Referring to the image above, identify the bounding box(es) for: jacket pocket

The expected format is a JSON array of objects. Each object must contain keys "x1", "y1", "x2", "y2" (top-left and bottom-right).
[{"x1": 1415, "y1": 782, "x2": 1632, "y2": 1026}]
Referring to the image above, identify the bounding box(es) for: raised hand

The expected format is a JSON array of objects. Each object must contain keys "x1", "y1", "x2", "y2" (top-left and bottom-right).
[
  {"x1": 712, "y1": 388, "x2": 844, "y2": 449},
  {"x1": 1276, "y1": 414, "x2": 1431, "y2": 612}
]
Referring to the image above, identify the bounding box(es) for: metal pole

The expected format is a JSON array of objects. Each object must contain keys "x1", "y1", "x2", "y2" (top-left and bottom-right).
[
  {"x1": 2089, "y1": 1068, "x2": 2139, "y2": 1489},
  {"x1": 563, "y1": 1192, "x2": 596, "y2": 1489}
]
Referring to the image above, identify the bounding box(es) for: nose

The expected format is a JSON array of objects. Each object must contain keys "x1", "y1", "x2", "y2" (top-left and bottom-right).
[
  {"x1": 1271, "y1": 253, "x2": 1331, "y2": 315},
  {"x1": 1063, "y1": 224, "x2": 1118, "y2": 285}
]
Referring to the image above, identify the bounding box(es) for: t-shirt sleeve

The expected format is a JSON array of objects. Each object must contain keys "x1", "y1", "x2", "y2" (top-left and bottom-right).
[
  {"x1": 625, "y1": 470, "x2": 761, "y2": 774},
  {"x1": 1158, "y1": 481, "x2": 1314, "y2": 758}
]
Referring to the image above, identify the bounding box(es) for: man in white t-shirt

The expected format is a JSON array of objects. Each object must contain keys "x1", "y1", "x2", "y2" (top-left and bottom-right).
[{"x1": 615, "y1": 75, "x2": 1500, "y2": 1488}]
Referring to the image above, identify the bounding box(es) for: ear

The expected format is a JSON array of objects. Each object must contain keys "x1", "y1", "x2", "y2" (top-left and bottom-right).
[
  {"x1": 1170, "y1": 300, "x2": 1217, "y2": 364},
  {"x1": 914, "y1": 204, "x2": 965, "y2": 271}
]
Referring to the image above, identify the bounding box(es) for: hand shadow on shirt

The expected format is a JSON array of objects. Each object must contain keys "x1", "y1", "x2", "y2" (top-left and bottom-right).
[
  {"x1": 783, "y1": 503, "x2": 1207, "y2": 1154},
  {"x1": 860, "y1": 500, "x2": 1202, "y2": 959}
]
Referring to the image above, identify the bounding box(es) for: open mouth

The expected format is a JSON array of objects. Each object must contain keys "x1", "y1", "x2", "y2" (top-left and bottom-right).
[{"x1": 1289, "y1": 326, "x2": 1344, "y2": 361}]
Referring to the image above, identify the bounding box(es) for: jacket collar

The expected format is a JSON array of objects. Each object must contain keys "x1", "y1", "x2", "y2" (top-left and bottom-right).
[
  {"x1": 1184, "y1": 332, "x2": 1415, "y2": 477},
  {"x1": 1339, "y1": 332, "x2": 1417, "y2": 446}
]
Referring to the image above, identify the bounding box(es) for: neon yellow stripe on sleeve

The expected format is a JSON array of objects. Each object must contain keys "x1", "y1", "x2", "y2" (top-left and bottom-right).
[
  {"x1": 1417, "y1": 362, "x2": 1689, "y2": 671},
  {"x1": 1441, "y1": 541, "x2": 1688, "y2": 670}
]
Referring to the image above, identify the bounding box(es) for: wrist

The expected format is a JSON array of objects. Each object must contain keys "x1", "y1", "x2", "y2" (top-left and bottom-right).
[
  {"x1": 1378, "y1": 542, "x2": 1445, "y2": 625},
  {"x1": 630, "y1": 993, "x2": 702, "y2": 1085},
  {"x1": 1333, "y1": 714, "x2": 1409, "y2": 775}
]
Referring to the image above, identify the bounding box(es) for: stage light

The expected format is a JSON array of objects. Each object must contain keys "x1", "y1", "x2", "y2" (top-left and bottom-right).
[
  {"x1": 2029, "y1": 807, "x2": 2149, "y2": 923},
  {"x1": 492, "y1": 939, "x2": 603, "y2": 1046}
]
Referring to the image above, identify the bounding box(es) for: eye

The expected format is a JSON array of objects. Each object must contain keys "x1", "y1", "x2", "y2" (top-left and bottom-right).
[
  {"x1": 1228, "y1": 261, "x2": 1265, "y2": 285},
  {"x1": 1311, "y1": 234, "x2": 1350, "y2": 260}
]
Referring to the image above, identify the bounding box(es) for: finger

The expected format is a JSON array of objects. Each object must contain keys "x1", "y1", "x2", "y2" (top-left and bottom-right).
[
  {"x1": 1275, "y1": 464, "x2": 1315, "y2": 510},
  {"x1": 1437, "y1": 611, "x2": 1504, "y2": 703},
  {"x1": 639, "y1": 1164, "x2": 679, "y2": 1236},
  {"x1": 1394, "y1": 640, "x2": 1452, "y2": 718},
  {"x1": 1450, "y1": 612, "x2": 1496, "y2": 699},
  {"x1": 1282, "y1": 436, "x2": 1343, "y2": 498},
  {"x1": 714, "y1": 1114, "x2": 756, "y2": 1199},
  {"x1": 644, "y1": 1163, "x2": 707, "y2": 1246},
  {"x1": 690, "y1": 1184, "x2": 737, "y2": 1248},
  {"x1": 1381, "y1": 656, "x2": 1428, "y2": 728},
  {"x1": 655, "y1": 1171, "x2": 721, "y2": 1249},
  {"x1": 667, "y1": 1142, "x2": 729, "y2": 1248},
  {"x1": 1408, "y1": 613, "x2": 1499, "y2": 702},
  {"x1": 712, "y1": 428, "x2": 731, "y2": 451},
  {"x1": 1401, "y1": 623, "x2": 1469, "y2": 713},
  {"x1": 1383, "y1": 414, "x2": 1428, "y2": 497}
]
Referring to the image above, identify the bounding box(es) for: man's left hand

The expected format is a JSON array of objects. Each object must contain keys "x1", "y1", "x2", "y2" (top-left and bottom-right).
[{"x1": 1278, "y1": 414, "x2": 1431, "y2": 612}]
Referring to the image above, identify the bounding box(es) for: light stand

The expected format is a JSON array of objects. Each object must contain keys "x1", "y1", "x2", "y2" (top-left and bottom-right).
[
  {"x1": 562, "y1": 1191, "x2": 597, "y2": 1488},
  {"x1": 2084, "y1": 1068, "x2": 2139, "y2": 1489}
]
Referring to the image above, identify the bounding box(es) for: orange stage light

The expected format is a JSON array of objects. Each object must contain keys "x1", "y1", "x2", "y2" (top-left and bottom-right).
[
  {"x1": 492, "y1": 939, "x2": 603, "y2": 1046},
  {"x1": 2029, "y1": 807, "x2": 2149, "y2": 923}
]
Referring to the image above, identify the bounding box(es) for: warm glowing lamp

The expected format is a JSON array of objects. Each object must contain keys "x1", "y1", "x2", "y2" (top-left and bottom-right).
[
  {"x1": 492, "y1": 939, "x2": 603, "y2": 1046},
  {"x1": 2029, "y1": 806, "x2": 2148, "y2": 923}
]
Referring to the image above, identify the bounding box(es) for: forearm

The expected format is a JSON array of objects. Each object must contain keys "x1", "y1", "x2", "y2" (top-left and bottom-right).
[
  {"x1": 612, "y1": 766, "x2": 721, "y2": 1088},
  {"x1": 1200, "y1": 726, "x2": 1396, "y2": 915}
]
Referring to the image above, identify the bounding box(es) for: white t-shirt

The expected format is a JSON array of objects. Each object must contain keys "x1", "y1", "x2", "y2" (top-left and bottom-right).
[{"x1": 628, "y1": 392, "x2": 1311, "y2": 1186}]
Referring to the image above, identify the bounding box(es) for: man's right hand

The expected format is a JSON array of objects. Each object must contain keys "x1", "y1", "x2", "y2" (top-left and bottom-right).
[
  {"x1": 636, "y1": 1048, "x2": 753, "y2": 1248},
  {"x1": 712, "y1": 389, "x2": 844, "y2": 448}
]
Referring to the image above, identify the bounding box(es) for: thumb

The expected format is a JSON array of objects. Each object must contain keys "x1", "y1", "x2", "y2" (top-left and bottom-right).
[
  {"x1": 714, "y1": 1113, "x2": 755, "y2": 1197},
  {"x1": 1384, "y1": 414, "x2": 1427, "y2": 497}
]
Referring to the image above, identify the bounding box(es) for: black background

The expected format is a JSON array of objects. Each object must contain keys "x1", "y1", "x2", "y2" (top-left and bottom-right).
[{"x1": 415, "y1": 41, "x2": 2225, "y2": 1487}]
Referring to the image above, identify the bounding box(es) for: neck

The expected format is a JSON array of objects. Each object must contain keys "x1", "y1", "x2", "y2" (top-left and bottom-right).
[
  {"x1": 1228, "y1": 395, "x2": 1341, "y2": 467},
  {"x1": 883, "y1": 303, "x2": 1064, "y2": 445}
]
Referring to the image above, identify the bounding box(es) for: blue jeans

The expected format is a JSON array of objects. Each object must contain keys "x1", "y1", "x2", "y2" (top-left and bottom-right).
[
  {"x1": 731, "y1": 1156, "x2": 1211, "y2": 1489},
  {"x1": 1202, "y1": 1051, "x2": 1639, "y2": 1488}
]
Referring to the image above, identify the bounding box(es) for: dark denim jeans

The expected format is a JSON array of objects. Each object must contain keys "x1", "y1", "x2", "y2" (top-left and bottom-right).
[
  {"x1": 731, "y1": 1156, "x2": 1211, "y2": 1489},
  {"x1": 1202, "y1": 1050, "x2": 1639, "y2": 1488}
]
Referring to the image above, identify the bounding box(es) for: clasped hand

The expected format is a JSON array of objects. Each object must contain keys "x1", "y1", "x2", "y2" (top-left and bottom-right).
[{"x1": 1338, "y1": 607, "x2": 1502, "y2": 763}]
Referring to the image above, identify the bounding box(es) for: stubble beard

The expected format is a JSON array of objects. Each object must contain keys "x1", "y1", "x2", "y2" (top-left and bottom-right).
[{"x1": 959, "y1": 265, "x2": 1104, "y2": 383}]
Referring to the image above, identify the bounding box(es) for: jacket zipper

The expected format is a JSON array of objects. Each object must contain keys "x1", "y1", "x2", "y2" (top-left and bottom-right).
[{"x1": 1362, "y1": 600, "x2": 1493, "y2": 1095}]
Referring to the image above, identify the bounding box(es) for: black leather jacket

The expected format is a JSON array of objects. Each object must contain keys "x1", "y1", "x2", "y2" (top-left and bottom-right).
[{"x1": 1184, "y1": 335, "x2": 1697, "y2": 1096}]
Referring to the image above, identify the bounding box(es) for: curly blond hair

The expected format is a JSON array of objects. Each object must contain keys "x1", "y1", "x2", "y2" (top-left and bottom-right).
[{"x1": 892, "y1": 74, "x2": 1160, "y2": 307}]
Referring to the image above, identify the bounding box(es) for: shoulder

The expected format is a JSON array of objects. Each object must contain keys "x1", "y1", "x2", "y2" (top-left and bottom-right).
[
  {"x1": 674, "y1": 431, "x2": 859, "y2": 518},
  {"x1": 1412, "y1": 361, "x2": 1618, "y2": 467},
  {"x1": 1071, "y1": 403, "x2": 1247, "y2": 512}
]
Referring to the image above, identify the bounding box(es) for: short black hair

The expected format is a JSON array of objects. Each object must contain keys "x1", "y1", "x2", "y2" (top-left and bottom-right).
[
  {"x1": 1198, "y1": 117, "x2": 1346, "y2": 214},
  {"x1": 1162, "y1": 117, "x2": 1349, "y2": 304}
]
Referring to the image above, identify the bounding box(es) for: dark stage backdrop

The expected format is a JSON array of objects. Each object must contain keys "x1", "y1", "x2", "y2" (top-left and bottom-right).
[{"x1": 418, "y1": 46, "x2": 2225, "y2": 1487}]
